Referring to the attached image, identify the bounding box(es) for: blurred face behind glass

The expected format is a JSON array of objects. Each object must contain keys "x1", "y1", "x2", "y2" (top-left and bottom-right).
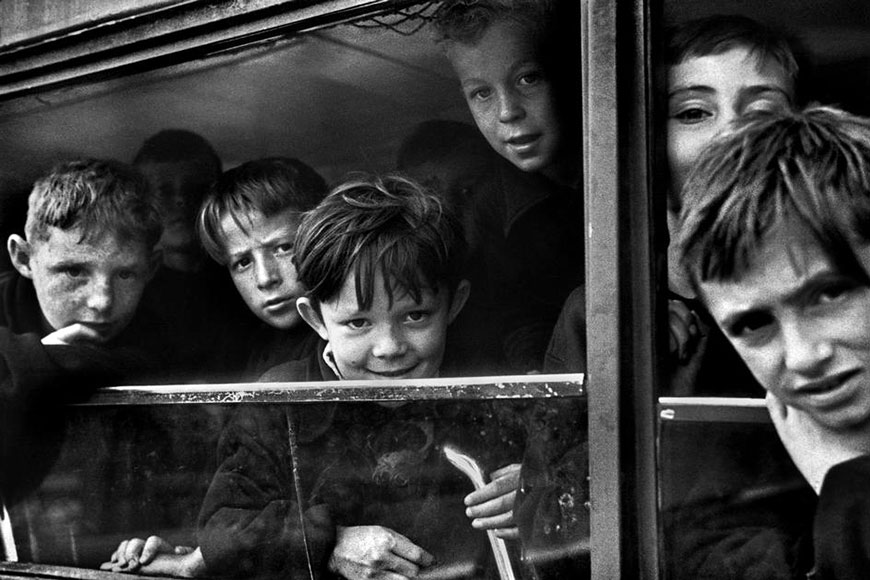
[
  {"x1": 138, "y1": 160, "x2": 214, "y2": 272},
  {"x1": 701, "y1": 220, "x2": 870, "y2": 431},
  {"x1": 667, "y1": 46, "x2": 793, "y2": 204}
]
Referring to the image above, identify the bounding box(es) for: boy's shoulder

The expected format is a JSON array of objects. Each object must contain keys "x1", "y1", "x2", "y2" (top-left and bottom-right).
[{"x1": 258, "y1": 338, "x2": 334, "y2": 383}]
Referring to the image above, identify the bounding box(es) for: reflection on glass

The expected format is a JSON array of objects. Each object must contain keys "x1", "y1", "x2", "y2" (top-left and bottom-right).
[
  {"x1": 658, "y1": 401, "x2": 816, "y2": 580},
  {"x1": 5, "y1": 395, "x2": 588, "y2": 580}
]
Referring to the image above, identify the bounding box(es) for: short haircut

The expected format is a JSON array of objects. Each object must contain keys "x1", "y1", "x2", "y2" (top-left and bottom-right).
[
  {"x1": 667, "y1": 14, "x2": 799, "y2": 100},
  {"x1": 133, "y1": 129, "x2": 222, "y2": 178},
  {"x1": 25, "y1": 158, "x2": 162, "y2": 248},
  {"x1": 197, "y1": 157, "x2": 328, "y2": 264},
  {"x1": 294, "y1": 174, "x2": 467, "y2": 309},
  {"x1": 433, "y1": 0, "x2": 547, "y2": 46},
  {"x1": 678, "y1": 105, "x2": 870, "y2": 293}
]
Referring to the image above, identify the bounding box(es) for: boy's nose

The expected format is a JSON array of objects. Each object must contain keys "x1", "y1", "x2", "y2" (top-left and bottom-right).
[
  {"x1": 372, "y1": 326, "x2": 408, "y2": 358},
  {"x1": 781, "y1": 320, "x2": 833, "y2": 377},
  {"x1": 255, "y1": 258, "x2": 281, "y2": 289},
  {"x1": 86, "y1": 278, "x2": 114, "y2": 314},
  {"x1": 497, "y1": 91, "x2": 524, "y2": 123}
]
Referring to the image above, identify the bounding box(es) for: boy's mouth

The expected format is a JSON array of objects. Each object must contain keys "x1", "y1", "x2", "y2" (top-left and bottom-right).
[
  {"x1": 367, "y1": 365, "x2": 418, "y2": 378},
  {"x1": 263, "y1": 296, "x2": 296, "y2": 313}
]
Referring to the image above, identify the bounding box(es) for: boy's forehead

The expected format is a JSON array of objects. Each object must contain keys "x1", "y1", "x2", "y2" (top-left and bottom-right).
[
  {"x1": 35, "y1": 225, "x2": 150, "y2": 261},
  {"x1": 446, "y1": 18, "x2": 540, "y2": 69},
  {"x1": 673, "y1": 46, "x2": 791, "y2": 89}
]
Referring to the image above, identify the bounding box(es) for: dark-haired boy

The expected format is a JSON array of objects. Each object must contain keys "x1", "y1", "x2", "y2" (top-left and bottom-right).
[
  {"x1": 104, "y1": 175, "x2": 526, "y2": 580},
  {"x1": 679, "y1": 105, "x2": 870, "y2": 579}
]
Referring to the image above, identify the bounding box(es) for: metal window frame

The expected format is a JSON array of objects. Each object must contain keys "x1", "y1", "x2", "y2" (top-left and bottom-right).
[
  {"x1": 0, "y1": 0, "x2": 667, "y2": 575},
  {"x1": 584, "y1": 0, "x2": 660, "y2": 577}
]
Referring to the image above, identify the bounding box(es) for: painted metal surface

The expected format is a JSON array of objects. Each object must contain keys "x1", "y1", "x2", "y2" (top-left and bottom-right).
[{"x1": 75, "y1": 374, "x2": 586, "y2": 406}]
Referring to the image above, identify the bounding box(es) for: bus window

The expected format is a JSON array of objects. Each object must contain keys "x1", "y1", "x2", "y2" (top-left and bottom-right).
[
  {"x1": 658, "y1": 1, "x2": 870, "y2": 578},
  {"x1": 0, "y1": 2, "x2": 593, "y2": 579}
]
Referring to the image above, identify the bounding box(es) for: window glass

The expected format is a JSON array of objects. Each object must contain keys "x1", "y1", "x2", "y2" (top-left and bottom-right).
[
  {"x1": 658, "y1": 0, "x2": 870, "y2": 577},
  {"x1": 4, "y1": 380, "x2": 588, "y2": 580}
]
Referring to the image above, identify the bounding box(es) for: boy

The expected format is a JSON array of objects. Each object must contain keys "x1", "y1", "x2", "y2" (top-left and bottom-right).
[
  {"x1": 133, "y1": 129, "x2": 222, "y2": 274},
  {"x1": 1, "y1": 158, "x2": 164, "y2": 502},
  {"x1": 104, "y1": 175, "x2": 525, "y2": 579},
  {"x1": 434, "y1": 0, "x2": 583, "y2": 373},
  {"x1": 196, "y1": 156, "x2": 328, "y2": 375},
  {"x1": 678, "y1": 105, "x2": 870, "y2": 579}
]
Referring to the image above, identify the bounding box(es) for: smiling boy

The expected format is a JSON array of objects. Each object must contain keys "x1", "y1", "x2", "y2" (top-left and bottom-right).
[
  {"x1": 679, "y1": 105, "x2": 870, "y2": 579},
  {"x1": 434, "y1": 0, "x2": 584, "y2": 373}
]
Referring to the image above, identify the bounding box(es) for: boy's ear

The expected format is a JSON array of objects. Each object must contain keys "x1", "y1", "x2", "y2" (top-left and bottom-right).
[
  {"x1": 7, "y1": 234, "x2": 34, "y2": 279},
  {"x1": 297, "y1": 297, "x2": 330, "y2": 341},
  {"x1": 447, "y1": 279, "x2": 471, "y2": 324}
]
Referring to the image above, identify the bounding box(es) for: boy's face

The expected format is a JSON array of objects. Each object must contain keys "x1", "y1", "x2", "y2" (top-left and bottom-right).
[
  {"x1": 700, "y1": 221, "x2": 870, "y2": 431},
  {"x1": 13, "y1": 226, "x2": 156, "y2": 343},
  {"x1": 220, "y1": 207, "x2": 304, "y2": 329},
  {"x1": 299, "y1": 271, "x2": 469, "y2": 380},
  {"x1": 668, "y1": 47, "x2": 793, "y2": 203},
  {"x1": 447, "y1": 19, "x2": 561, "y2": 174},
  {"x1": 138, "y1": 161, "x2": 214, "y2": 272}
]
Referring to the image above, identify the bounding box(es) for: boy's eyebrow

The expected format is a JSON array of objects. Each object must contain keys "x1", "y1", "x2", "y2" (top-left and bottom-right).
[
  {"x1": 667, "y1": 85, "x2": 715, "y2": 99},
  {"x1": 734, "y1": 85, "x2": 792, "y2": 110}
]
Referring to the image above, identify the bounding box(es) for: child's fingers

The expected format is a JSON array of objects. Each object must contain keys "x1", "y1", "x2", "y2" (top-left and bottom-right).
[
  {"x1": 489, "y1": 462, "x2": 521, "y2": 481},
  {"x1": 140, "y1": 535, "x2": 174, "y2": 565},
  {"x1": 41, "y1": 323, "x2": 102, "y2": 346},
  {"x1": 465, "y1": 464, "x2": 520, "y2": 506},
  {"x1": 493, "y1": 526, "x2": 521, "y2": 541}
]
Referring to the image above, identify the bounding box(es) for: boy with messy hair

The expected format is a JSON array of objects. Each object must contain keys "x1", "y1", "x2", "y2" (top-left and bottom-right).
[
  {"x1": 677, "y1": 105, "x2": 870, "y2": 579},
  {"x1": 196, "y1": 156, "x2": 328, "y2": 376},
  {"x1": 104, "y1": 175, "x2": 526, "y2": 580},
  {"x1": 433, "y1": 0, "x2": 584, "y2": 374},
  {"x1": 1, "y1": 158, "x2": 166, "y2": 502}
]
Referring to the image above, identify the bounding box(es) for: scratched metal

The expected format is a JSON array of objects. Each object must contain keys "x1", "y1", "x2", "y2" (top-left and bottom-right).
[{"x1": 75, "y1": 373, "x2": 586, "y2": 406}]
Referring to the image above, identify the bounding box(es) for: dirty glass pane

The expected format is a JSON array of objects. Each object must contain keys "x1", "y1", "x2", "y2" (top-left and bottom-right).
[
  {"x1": 657, "y1": 400, "x2": 816, "y2": 580},
  {"x1": 3, "y1": 380, "x2": 588, "y2": 580}
]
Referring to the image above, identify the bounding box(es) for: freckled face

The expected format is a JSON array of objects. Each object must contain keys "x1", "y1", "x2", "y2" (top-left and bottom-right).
[
  {"x1": 447, "y1": 19, "x2": 561, "y2": 174},
  {"x1": 667, "y1": 47, "x2": 793, "y2": 201},
  {"x1": 701, "y1": 222, "x2": 870, "y2": 431},
  {"x1": 313, "y1": 272, "x2": 460, "y2": 381},
  {"x1": 24, "y1": 226, "x2": 155, "y2": 342},
  {"x1": 220, "y1": 208, "x2": 305, "y2": 329}
]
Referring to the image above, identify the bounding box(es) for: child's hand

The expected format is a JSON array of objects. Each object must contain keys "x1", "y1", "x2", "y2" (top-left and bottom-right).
[
  {"x1": 100, "y1": 536, "x2": 204, "y2": 577},
  {"x1": 766, "y1": 392, "x2": 870, "y2": 494},
  {"x1": 328, "y1": 525, "x2": 434, "y2": 580},
  {"x1": 463, "y1": 463, "x2": 521, "y2": 540},
  {"x1": 668, "y1": 299, "x2": 701, "y2": 363},
  {"x1": 41, "y1": 323, "x2": 104, "y2": 345}
]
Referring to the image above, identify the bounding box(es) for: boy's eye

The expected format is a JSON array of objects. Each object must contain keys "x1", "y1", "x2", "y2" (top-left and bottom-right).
[
  {"x1": 117, "y1": 270, "x2": 137, "y2": 281},
  {"x1": 62, "y1": 266, "x2": 85, "y2": 279},
  {"x1": 672, "y1": 106, "x2": 712, "y2": 124},
  {"x1": 518, "y1": 71, "x2": 543, "y2": 87},
  {"x1": 742, "y1": 93, "x2": 790, "y2": 116},
  {"x1": 813, "y1": 278, "x2": 860, "y2": 306},
  {"x1": 406, "y1": 310, "x2": 430, "y2": 323},
  {"x1": 467, "y1": 87, "x2": 492, "y2": 102},
  {"x1": 231, "y1": 257, "x2": 252, "y2": 272},
  {"x1": 345, "y1": 318, "x2": 369, "y2": 330},
  {"x1": 727, "y1": 311, "x2": 775, "y2": 343},
  {"x1": 274, "y1": 243, "x2": 294, "y2": 256}
]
